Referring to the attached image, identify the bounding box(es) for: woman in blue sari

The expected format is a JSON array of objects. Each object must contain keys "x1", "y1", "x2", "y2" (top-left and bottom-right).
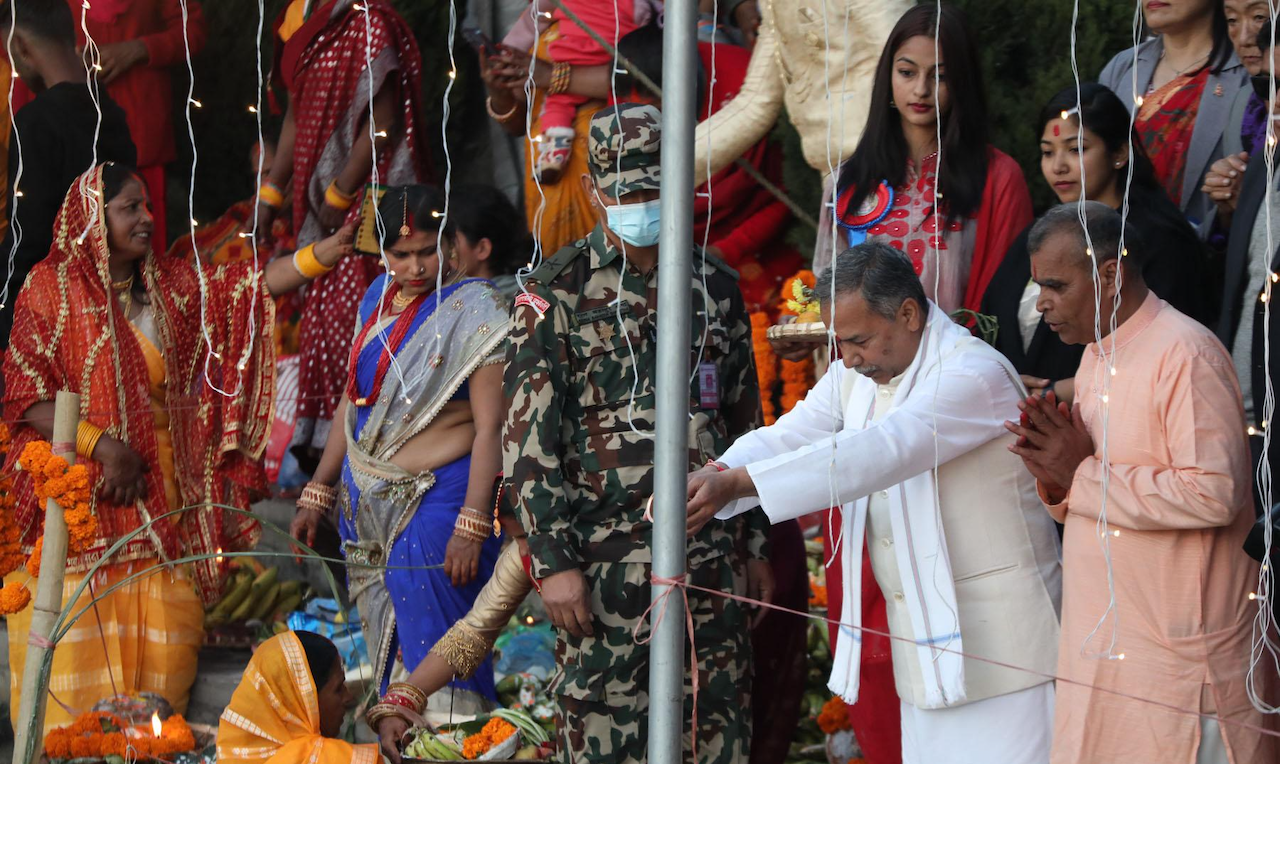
[{"x1": 291, "y1": 185, "x2": 509, "y2": 714}]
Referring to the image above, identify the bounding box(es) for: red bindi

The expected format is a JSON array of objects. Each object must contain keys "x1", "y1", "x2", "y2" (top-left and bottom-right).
[{"x1": 1052, "y1": 124, "x2": 1060, "y2": 137}]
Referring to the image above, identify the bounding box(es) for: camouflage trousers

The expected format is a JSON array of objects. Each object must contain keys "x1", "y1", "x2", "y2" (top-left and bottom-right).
[{"x1": 550, "y1": 555, "x2": 752, "y2": 763}]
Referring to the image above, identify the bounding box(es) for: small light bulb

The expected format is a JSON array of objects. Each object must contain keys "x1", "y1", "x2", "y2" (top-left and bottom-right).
[
  {"x1": 1249, "y1": 592, "x2": 1258, "y2": 600},
  {"x1": 1060, "y1": 110, "x2": 1069, "y2": 120},
  {"x1": 1264, "y1": 293, "x2": 1272, "y2": 303},
  {"x1": 1112, "y1": 530, "x2": 1120, "y2": 537},
  {"x1": 13, "y1": 191, "x2": 22, "y2": 198},
  {"x1": 92, "y1": 63, "x2": 103, "y2": 72},
  {"x1": 190, "y1": 98, "x2": 203, "y2": 108},
  {"x1": 448, "y1": 69, "x2": 457, "y2": 80},
  {"x1": 1249, "y1": 426, "x2": 1258, "y2": 436},
  {"x1": 248, "y1": 105, "x2": 258, "y2": 114},
  {"x1": 1117, "y1": 653, "x2": 1126, "y2": 660},
  {"x1": 1271, "y1": 273, "x2": 1279, "y2": 283},
  {"x1": 1134, "y1": 95, "x2": 1144, "y2": 107},
  {"x1": 375, "y1": 130, "x2": 388, "y2": 138},
  {"x1": 431, "y1": 210, "x2": 443, "y2": 218},
  {"x1": 1271, "y1": 135, "x2": 1279, "y2": 148},
  {"x1": 1102, "y1": 394, "x2": 1109, "y2": 403},
  {"x1": 1085, "y1": 247, "x2": 1092, "y2": 257},
  {"x1": 1110, "y1": 367, "x2": 1117, "y2": 376},
  {"x1": 191, "y1": 218, "x2": 199, "y2": 227},
  {"x1": 237, "y1": 231, "x2": 250, "y2": 238}
]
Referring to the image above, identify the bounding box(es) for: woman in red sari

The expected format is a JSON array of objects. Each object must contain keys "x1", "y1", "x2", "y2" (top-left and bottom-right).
[
  {"x1": 3, "y1": 163, "x2": 352, "y2": 732},
  {"x1": 255, "y1": 0, "x2": 429, "y2": 465}
]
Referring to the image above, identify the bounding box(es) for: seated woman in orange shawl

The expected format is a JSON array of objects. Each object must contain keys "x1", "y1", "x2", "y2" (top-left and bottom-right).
[
  {"x1": 217, "y1": 630, "x2": 378, "y2": 764},
  {"x1": 2, "y1": 163, "x2": 353, "y2": 733}
]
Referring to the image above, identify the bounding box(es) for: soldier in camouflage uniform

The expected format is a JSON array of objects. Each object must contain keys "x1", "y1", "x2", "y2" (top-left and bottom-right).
[{"x1": 502, "y1": 103, "x2": 771, "y2": 763}]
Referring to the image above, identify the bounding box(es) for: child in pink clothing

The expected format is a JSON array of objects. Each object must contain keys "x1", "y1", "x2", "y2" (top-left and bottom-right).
[{"x1": 535, "y1": 0, "x2": 641, "y2": 182}]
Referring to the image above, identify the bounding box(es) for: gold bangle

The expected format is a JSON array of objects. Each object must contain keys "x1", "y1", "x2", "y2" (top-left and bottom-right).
[
  {"x1": 453, "y1": 516, "x2": 490, "y2": 543},
  {"x1": 486, "y1": 95, "x2": 519, "y2": 122},
  {"x1": 76, "y1": 421, "x2": 105, "y2": 460},
  {"x1": 297, "y1": 481, "x2": 337, "y2": 513},
  {"x1": 258, "y1": 183, "x2": 285, "y2": 209},
  {"x1": 324, "y1": 180, "x2": 356, "y2": 211},
  {"x1": 292, "y1": 243, "x2": 335, "y2": 279}
]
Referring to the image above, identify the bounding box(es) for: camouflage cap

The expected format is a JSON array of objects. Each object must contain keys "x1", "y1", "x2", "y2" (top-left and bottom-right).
[{"x1": 587, "y1": 103, "x2": 662, "y2": 199}]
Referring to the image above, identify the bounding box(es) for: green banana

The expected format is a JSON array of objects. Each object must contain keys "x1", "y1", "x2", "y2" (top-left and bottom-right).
[
  {"x1": 251, "y1": 565, "x2": 278, "y2": 591},
  {"x1": 207, "y1": 572, "x2": 253, "y2": 623},
  {"x1": 272, "y1": 592, "x2": 305, "y2": 619},
  {"x1": 248, "y1": 583, "x2": 282, "y2": 621},
  {"x1": 229, "y1": 583, "x2": 269, "y2": 622}
]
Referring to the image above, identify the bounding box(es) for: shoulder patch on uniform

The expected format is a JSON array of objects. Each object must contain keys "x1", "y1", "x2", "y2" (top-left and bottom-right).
[{"x1": 514, "y1": 292, "x2": 551, "y2": 316}]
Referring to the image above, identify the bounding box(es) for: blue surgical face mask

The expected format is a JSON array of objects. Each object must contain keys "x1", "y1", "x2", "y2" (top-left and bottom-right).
[{"x1": 600, "y1": 195, "x2": 662, "y2": 248}]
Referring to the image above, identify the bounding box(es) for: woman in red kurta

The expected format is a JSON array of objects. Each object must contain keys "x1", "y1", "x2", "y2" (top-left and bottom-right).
[{"x1": 256, "y1": 0, "x2": 430, "y2": 464}]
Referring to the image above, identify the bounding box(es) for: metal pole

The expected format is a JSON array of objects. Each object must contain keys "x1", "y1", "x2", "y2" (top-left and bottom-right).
[
  {"x1": 648, "y1": 0, "x2": 696, "y2": 765},
  {"x1": 14, "y1": 390, "x2": 79, "y2": 763}
]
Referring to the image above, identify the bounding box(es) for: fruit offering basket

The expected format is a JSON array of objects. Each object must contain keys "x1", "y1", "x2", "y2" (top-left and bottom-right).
[{"x1": 401, "y1": 708, "x2": 554, "y2": 763}]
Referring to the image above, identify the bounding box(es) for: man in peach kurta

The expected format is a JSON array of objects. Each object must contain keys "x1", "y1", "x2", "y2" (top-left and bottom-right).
[{"x1": 1008, "y1": 203, "x2": 1276, "y2": 763}]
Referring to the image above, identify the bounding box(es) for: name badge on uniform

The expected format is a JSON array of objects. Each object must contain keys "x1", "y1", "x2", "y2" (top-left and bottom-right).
[{"x1": 698, "y1": 362, "x2": 720, "y2": 409}]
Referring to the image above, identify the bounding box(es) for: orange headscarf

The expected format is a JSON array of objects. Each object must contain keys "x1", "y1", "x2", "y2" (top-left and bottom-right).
[{"x1": 216, "y1": 631, "x2": 380, "y2": 764}]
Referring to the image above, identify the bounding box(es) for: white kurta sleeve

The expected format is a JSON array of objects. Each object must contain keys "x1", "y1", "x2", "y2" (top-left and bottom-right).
[
  {"x1": 747, "y1": 357, "x2": 1019, "y2": 523},
  {"x1": 714, "y1": 363, "x2": 845, "y2": 518}
]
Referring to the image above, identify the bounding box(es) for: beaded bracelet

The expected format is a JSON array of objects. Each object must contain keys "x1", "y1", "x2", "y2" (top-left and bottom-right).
[
  {"x1": 324, "y1": 180, "x2": 357, "y2": 211},
  {"x1": 258, "y1": 182, "x2": 286, "y2": 210},
  {"x1": 548, "y1": 61, "x2": 572, "y2": 96}
]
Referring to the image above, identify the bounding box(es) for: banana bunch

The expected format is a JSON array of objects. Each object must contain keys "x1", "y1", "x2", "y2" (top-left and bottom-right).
[
  {"x1": 403, "y1": 729, "x2": 464, "y2": 762},
  {"x1": 206, "y1": 562, "x2": 308, "y2": 627}
]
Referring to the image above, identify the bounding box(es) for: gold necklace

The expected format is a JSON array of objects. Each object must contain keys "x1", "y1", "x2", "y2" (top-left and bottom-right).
[
  {"x1": 391, "y1": 290, "x2": 418, "y2": 311},
  {"x1": 111, "y1": 275, "x2": 135, "y2": 306}
]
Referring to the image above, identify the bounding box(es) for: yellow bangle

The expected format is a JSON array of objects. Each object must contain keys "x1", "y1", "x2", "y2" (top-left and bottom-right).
[
  {"x1": 76, "y1": 421, "x2": 105, "y2": 460},
  {"x1": 258, "y1": 183, "x2": 285, "y2": 209},
  {"x1": 292, "y1": 243, "x2": 335, "y2": 279},
  {"x1": 324, "y1": 181, "x2": 357, "y2": 211}
]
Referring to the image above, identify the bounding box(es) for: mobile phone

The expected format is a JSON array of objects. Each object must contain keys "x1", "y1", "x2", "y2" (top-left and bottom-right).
[{"x1": 462, "y1": 26, "x2": 497, "y2": 55}]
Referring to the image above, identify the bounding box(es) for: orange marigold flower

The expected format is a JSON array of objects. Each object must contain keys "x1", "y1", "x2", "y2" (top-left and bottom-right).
[
  {"x1": 127, "y1": 737, "x2": 152, "y2": 759},
  {"x1": 816, "y1": 695, "x2": 853, "y2": 735},
  {"x1": 809, "y1": 580, "x2": 828, "y2": 609},
  {"x1": 101, "y1": 732, "x2": 129, "y2": 758},
  {"x1": 25, "y1": 537, "x2": 42, "y2": 578},
  {"x1": 0, "y1": 582, "x2": 32, "y2": 615},
  {"x1": 160, "y1": 715, "x2": 196, "y2": 753},
  {"x1": 69, "y1": 733, "x2": 102, "y2": 759},
  {"x1": 43, "y1": 729, "x2": 72, "y2": 760},
  {"x1": 68, "y1": 712, "x2": 103, "y2": 737}
]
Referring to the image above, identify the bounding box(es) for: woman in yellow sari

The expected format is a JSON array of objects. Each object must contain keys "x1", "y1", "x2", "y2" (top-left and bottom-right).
[
  {"x1": 217, "y1": 630, "x2": 378, "y2": 764},
  {"x1": 3, "y1": 163, "x2": 353, "y2": 733}
]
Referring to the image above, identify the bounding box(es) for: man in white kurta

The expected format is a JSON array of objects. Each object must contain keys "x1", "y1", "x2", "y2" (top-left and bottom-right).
[{"x1": 687, "y1": 243, "x2": 1063, "y2": 762}]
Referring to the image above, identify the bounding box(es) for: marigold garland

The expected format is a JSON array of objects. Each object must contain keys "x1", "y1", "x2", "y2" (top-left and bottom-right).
[
  {"x1": 750, "y1": 311, "x2": 778, "y2": 425},
  {"x1": 0, "y1": 424, "x2": 26, "y2": 579},
  {"x1": 461, "y1": 717, "x2": 517, "y2": 760},
  {"x1": 9, "y1": 441, "x2": 100, "y2": 613},
  {"x1": 43, "y1": 711, "x2": 196, "y2": 761},
  {"x1": 817, "y1": 695, "x2": 853, "y2": 735}
]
